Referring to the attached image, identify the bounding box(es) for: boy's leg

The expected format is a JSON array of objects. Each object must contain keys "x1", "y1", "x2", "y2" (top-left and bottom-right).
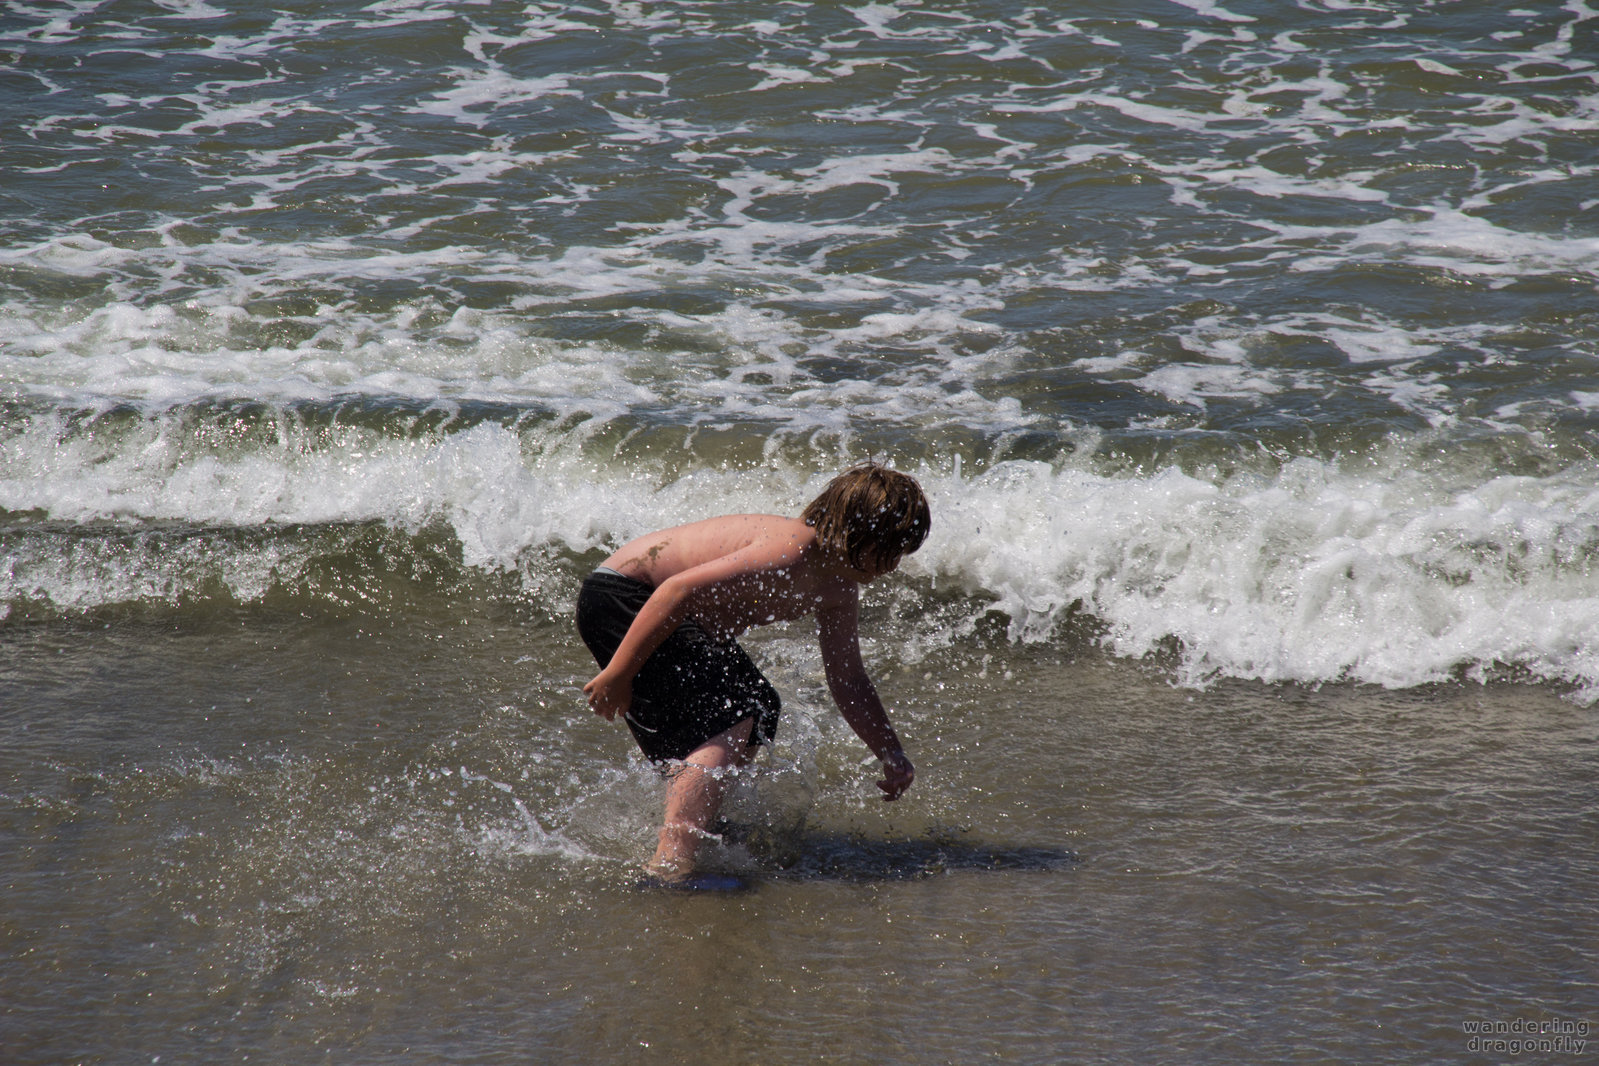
[{"x1": 646, "y1": 717, "x2": 755, "y2": 880}]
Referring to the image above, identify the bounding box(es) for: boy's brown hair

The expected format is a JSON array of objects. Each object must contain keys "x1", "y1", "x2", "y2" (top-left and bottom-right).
[{"x1": 801, "y1": 462, "x2": 931, "y2": 570}]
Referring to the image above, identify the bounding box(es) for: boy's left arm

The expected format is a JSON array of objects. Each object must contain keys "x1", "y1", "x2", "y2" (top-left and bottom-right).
[{"x1": 817, "y1": 596, "x2": 914, "y2": 801}]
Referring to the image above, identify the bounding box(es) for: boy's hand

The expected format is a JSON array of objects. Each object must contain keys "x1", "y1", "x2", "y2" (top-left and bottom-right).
[
  {"x1": 583, "y1": 670, "x2": 630, "y2": 722},
  {"x1": 877, "y1": 750, "x2": 914, "y2": 801}
]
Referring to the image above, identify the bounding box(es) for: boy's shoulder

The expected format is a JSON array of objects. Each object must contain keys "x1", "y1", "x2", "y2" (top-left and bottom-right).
[
  {"x1": 727, "y1": 513, "x2": 816, "y2": 555},
  {"x1": 672, "y1": 512, "x2": 810, "y2": 544},
  {"x1": 698, "y1": 512, "x2": 802, "y2": 530},
  {"x1": 671, "y1": 513, "x2": 817, "y2": 568}
]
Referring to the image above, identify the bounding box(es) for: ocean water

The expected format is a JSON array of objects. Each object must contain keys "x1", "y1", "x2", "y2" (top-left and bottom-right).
[{"x1": 4, "y1": 1, "x2": 1598, "y2": 1062}]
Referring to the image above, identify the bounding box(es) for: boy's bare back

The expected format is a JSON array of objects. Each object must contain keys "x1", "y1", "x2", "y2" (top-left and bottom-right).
[{"x1": 601, "y1": 514, "x2": 874, "y2": 641}]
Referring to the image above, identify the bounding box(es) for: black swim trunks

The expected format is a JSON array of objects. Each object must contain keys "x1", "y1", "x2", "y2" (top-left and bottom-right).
[{"x1": 576, "y1": 568, "x2": 781, "y2": 763}]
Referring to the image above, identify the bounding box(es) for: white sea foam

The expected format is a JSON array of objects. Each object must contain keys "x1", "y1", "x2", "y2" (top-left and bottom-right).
[
  {"x1": 412, "y1": 70, "x2": 578, "y2": 127},
  {"x1": 0, "y1": 285, "x2": 1031, "y2": 441},
  {"x1": 1164, "y1": 0, "x2": 1256, "y2": 24},
  {"x1": 1281, "y1": 208, "x2": 1599, "y2": 280},
  {"x1": 150, "y1": 0, "x2": 234, "y2": 17},
  {"x1": 12, "y1": 238, "x2": 1554, "y2": 441},
  {"x1": 917, "y1": 456, "x2": 1599, "y2": 699},
  {"x1": 6, "y1": 417, "x2": 1599, "y2": 699}
]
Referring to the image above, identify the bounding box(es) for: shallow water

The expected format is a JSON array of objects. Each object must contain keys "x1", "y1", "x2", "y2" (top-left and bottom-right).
[
  {"x1": 5, "y1": 605, "x2": 1597, "y2": 1063},
  {"x1": 5, "y1": 0, "x2": 1599, "y2": 1061}
]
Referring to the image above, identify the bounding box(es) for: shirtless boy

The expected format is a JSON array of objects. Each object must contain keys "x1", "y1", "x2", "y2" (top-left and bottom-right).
[{"x1": 576, "y1": 463, "x2": 931, "y2": 885}]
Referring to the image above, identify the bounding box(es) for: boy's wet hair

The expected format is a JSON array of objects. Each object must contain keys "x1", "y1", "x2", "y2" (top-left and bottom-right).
[{"x1": 801, "y1": 462, "x2": 931, "y2": 570}]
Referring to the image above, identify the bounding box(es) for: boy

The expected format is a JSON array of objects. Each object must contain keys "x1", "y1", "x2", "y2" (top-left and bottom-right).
[{"x1": 576, "y1": 463, "x2": 931, "y2": 885}]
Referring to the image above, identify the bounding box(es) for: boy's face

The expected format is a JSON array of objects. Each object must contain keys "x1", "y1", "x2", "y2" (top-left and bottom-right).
[{"x1": 854, "y1": 547, "x2": 903, "y2": 583}]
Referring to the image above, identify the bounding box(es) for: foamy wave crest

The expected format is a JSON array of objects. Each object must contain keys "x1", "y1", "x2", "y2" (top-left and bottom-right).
[
  {"x1": 6, "y1": 405, "x2": 1599, "y2": 699},
  {"x1": 0, "y1": 407, "x2": 830, "y2": 617},
  {"x1": 919, "y1": 455, "x2": 1599, "y2": 700}
]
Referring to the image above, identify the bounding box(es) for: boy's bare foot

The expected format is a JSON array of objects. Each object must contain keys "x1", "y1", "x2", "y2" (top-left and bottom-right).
[{"x1": 642, "y1": 856, "x2": 688, "y2": 882}]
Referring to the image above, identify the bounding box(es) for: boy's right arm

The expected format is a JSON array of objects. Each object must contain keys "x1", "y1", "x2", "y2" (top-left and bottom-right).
[
  {"x1": 582, "y1": 670, "x2": 633, "y2": 722},
  {"x1": 582, "y1": 577, "x2": 692, "y2": 720},
  {"x1": 582, "y1": 539, "x2": 788, "y2": 719},
  {"x1": 584, "y1": 531, "x2": 812, "y2": 720}
]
